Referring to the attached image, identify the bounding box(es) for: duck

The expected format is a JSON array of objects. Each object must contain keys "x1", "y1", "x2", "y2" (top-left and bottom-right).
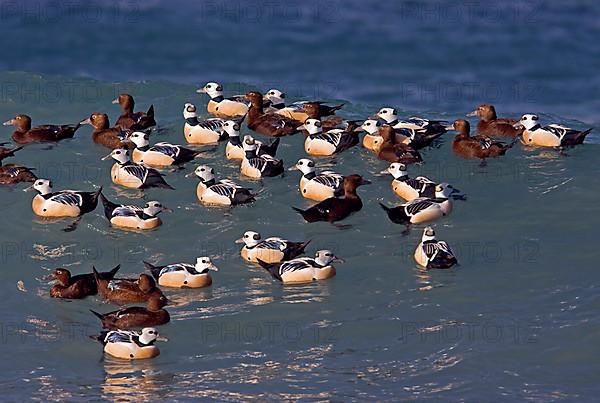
[
  {"x1": 80, "y1": 113, "x2": 133, "y2": 149},
  {"x1": 224, "y1": 120, "x2": 280, "y2": 160},
  {"x1": 187, "y1": 165, "x2": 255, "y2": 206},
  {"x1": 0, "y1": 145, "x2": 36, "y2": 185},
  {"x1": 264, "y1": 89, "x2": 344, "y2": 120},
  {"x1": 257, "y1": 250, "x2": 343, "y2": 284},
  {"x1": 288, "y1": 158, "x2": 343, "y2": 201},
  {"x1": 99, "y1": 193, "x2": 171, "y2": 230},
  {"x1": 90, "y1": 294, "x2": 170, "y2": 329},
  {"x1": 379, "y1": 184, "x2": 459, "y2": 227},
  {"x1": 449, "y1": 119, "x2": 516, "y2": 163},
  {"x1": 245, "y1": 91, "x2": 300, "y2": 137},
  {"x1": 235, "y1": 231, "x2": 311, "y2": 264},
  {"x1": 301, "y1": 119, "x2": 359, "y2": 156},
  {"x1": 358, "y1": 119, "x2": 387, "y2": 151},
  {"x1": 376, "y1": 107, "x2": 448, "y2": 137},
  {"x1": 182, "y1": 103, "x2": 229, "y2": 144},
  {"x1": 414, "y1": 227, "x2": 458, "y2": 269},
  {"x1": 380, "y1": 163, "x2": 465, "y2": 201},
  {"x1": 144, "y1": 257, "x2": 218, "y2": 288},
  {"x1": 95, "y1": 270, "x2": 165, "y2": 305},
  {"x1": 102, "y1": 149, "x2": 174, "y2": 189},
  {"x1": 197, "y1": 82, "x2": 250, "y2": 117},
  {"x1": 514, "y1": 114, "x2": 592, "y2": 148},
  {"x1": 3, "y1": 114, "x2": 81, "y2": 144},
  {"x1": 49, "y1": 265, "x2": 121, "y2": 299},
  {"x1": 240, "y1": 136, "x2": 284, "y2": 179},
  {"x1": 129, "y1": 132, "x2": 199, "y2": 167},
  {"x1": 467, "y1": 104, "x2": 522, "y2": 138},
  {"x1": 292, "y1": 174, "x2": 370, "y2": 223},
  {"x1": 25, "y1": 179, "x2": 101, "y2": 217},
  {"x1": 112, "y1": 94, "x2": 156, "y2": 131},
  {"x1": 0, "y1": 143, "x2": 23, "y2": 160},
  {"x1": 91, "y1": 327, "x2": 164, "y2": 360},
  {"x1": 376, "y1": 126, "x2": 423, "y2": 164}
]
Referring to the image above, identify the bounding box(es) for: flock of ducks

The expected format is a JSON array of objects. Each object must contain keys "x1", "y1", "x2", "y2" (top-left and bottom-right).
[{"x1": 2, "y1": 82, "x2": 593, "y2": 360}]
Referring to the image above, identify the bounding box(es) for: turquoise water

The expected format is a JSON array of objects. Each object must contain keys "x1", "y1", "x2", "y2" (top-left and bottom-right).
[{"x1": 1, "y1": 1, "x2": 599, "y2": 401}]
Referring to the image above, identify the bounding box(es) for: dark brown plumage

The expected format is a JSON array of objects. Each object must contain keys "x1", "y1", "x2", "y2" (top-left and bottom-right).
[
  {"x1": 50, "y1": 265, "x2": 120, "y2": 299},
  {"x1": 246, "y1": 91, "x2": 300, "y2": 137},
  {"x1": 90, "y1": 294, "x2": 170, "y2": 329},
  {"x1": 292, "y1": 174, "x2": 371, "y2": 223},
  {"x1": 468, "y1": 104, "x2": 523, "y2": 138},
  {"x1": 451, "y1": 119, "x2": 516, "y2": 160},
  {"x1": 3, "y1": 114, "x2": 80, "y2": 144},
  {"x1": 80, "y1": 113, "x2": 134, "y2": 149},
  {"x1": 303, "y1": 102, "x2": 344, "y2": 131},
  {"x1": 377, "y1": 126, "x2": 422, "y2": 164},
  {"x1": 113, "y1": 94, "x2": 156, "y2": 131},
  {"x1": 94, "y1": 270, "x2": 165, "y2": 304}
]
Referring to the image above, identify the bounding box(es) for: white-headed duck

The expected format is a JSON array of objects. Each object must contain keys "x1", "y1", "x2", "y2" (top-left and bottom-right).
[
  {"x1": 236, "y1": 230, "x2": 311, "y2": 264},
  {"x1": 197, "y1": 82, "x2": 250, "y2": 118},
  {"x1": 91, "y1": 327, "x2": 165, "y2": 360},
  {"x1": 99, "y1": 193, "x2": 171, "y2": 230},
  {"x1": 25, "y1": 179, "x2": 101, "y2": 218},
  {"x1": 102, "y1": 149, "x2": 174, "y2": 189},
  {"x1": 144, "y1": 257, "x2": 218, "y2": 288},
  {"x1": 257, "y1": 250, "x2": 343, "y2": 284},
  {"x1": 289, "y1": 158, "x2": 343, "y2": 202},
  {"x1": 380, "y1": 163, "x2": 465, "y2": 201},
  {"x1": 414, "y1": 227, "x2": 458, "y2": 269},
  {"x1": 223, "y1": 120, "x2": 279, "y2": 160},
  {"x1": 514, "y1": 114, "x2": 592, "y2": 147},
  {"x1": 187, "y1": 165, "x2": 255, "y2": 206},
  {"x1": 301, "y1": 119, "x2": 359, "y2": 156},
  {"x1": 129, "y1": 132, "x2": 199, "y2": 167},
  {"x1": 240, "y1": 136, "x2": 284, "y2": 179}
]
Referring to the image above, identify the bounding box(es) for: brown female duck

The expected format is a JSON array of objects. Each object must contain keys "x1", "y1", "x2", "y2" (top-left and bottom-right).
[
  {"x1": 90, "y1": 294, "x2": 170, "y2": 329},
  {"x1": 376, "y1": 126, "x2": 422, "y2": 164},
  {"x1": 3, "y1": 114, "x2": 80, "y2": 144},
  {"x1": 80, "y1": 113, "x2": 133, "y2": 149},
  {"x1": 449, "y1": 119, "x2": 516, "y2": 162},
  {"x1": 49, "y1": 265, "x2": 121, "y2": 299},
  {"x1": 94, "y1": 270, "x2": 165, "y2": 304},
  {"x1": 112, "y1": 94, "x2": 156, "y2": 131},
  {"x1": 246, "y1": 91, "x2": 300, "y2": 137},
  {"x1": 467, "y1": 104, "x2": 523, "y2": 138},
  {"x1": 0, "y1": 145, "x2": 36, "y2": 184}
]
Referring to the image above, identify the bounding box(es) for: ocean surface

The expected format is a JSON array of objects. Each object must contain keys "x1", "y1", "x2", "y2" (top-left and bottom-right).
[{"x1": 1, "y1": 0, "x2": 599, "y2": 401}]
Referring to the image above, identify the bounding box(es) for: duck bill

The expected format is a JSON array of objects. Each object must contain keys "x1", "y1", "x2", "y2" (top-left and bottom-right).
[
  {"x1": 296, "y1": 124, "x2": 306, "y2": 131},
  {"x1": 2, "y1": 119, "x2": 15, "y2": 126},
  {"x1": 208, "y1": 264, "x2": 219, "y2": 272},
  {"x1": 287, "y1": 165, "x2": 299, "y2": 171},
  {"x1": 332, "y1": 257, "x2": 345, "y2": 264},
  {"x1": 100, "y1": 153, "x2": 113, "y2": 161},
  {"x1": 466, "y1": 110, "x2": 479, "y2": 117},
  {"x1": 451, "y1": 189, "x2": 467, "y2": 200},
  {"x1": 512, "y1": 122, "x2": 524, "y2": 129},
  {"x1": 184, "y1": 172, "x2": 197, "y2": 178},
  {"x1": 234, "y1": 238, "x2": 245, "y2": 244},
  {"x1": 444, "y1": 124, "x2": 455, "y2": 131},
  {"x1": 359, "y1": 178, "x2": 372, "y2": 186},
  {"x1": 196, "y1": 88, "x2": 207, "y2": 94},
  {"x1": 23, "y1": 184, "x2": 36, "y2": 192},
  {"x1": 353, "y1": 126, "x2": 365, "y2": 132},
  {"x1": 161, "y1": 206, "x2": 174, "y2": 213},
  {"x1": 80, "y1": 117, "x2": 92, "y2": 125},
  {"x1": 111, "y1": 98, "x2": 119, "y2": 104},
  {"x1": 378, "y1": 168, "x2": 391, "y2": 175},
  {"x1": 156, "y1": 336, "x2": 169, "y2": 342}
]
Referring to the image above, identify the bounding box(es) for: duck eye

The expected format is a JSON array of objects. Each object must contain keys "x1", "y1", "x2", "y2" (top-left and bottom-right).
[
  {"x1": 200, "y1": 168, "x2": 205, "y2": 172},
  {"x1": 202, "y1": 259, "x2": 208, "y2": 264},
  {"x1": 116, "y1": 151, "x2": 121, "y2": 154},
  {"x1": 366, "y1": 122, "x2": 371, "y2": 126}
]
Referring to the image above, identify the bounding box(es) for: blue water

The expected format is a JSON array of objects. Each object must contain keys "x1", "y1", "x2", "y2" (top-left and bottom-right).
[{"x1": 1, "y1": 0, "x2": 599, "y2": 400}]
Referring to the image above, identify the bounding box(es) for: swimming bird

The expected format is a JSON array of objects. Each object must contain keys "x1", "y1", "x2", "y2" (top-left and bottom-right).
[
  {"x1": 357, "y1": 119, "x2": 387, "y2": 151},
  {"x1": 25, "y1": 179, "x2": 101, "y2": 217},
  {"x1": 102, "y1": 149, "x2": 174, "y2": 189},
  {"x1": 414, "y1": 227, "x2": 458, "y2": 269},
  {"x1": 236, "y1": 230, "x2": 311, "y2": 264},
  {"x1": 197, "y1": 82, "x2": 250, "y2": 117},
  {"x1": 91, "y1": 327, "x2": 165, "y2": 360},
  {"x1": 90, "y1": 293, "x2": 170, "y2": 329},
  {"x1": 376, "y1": 107, "x2": 448, "y2": 137},
  {"x1": 49, "y1": 265, "x2": 120, "y2": 299},
  {"x1": 245, "y1": 91, "x2": 300, "y2": 137},
  {"x1": 187, "y1": 165, "x2": 255, "y2": 206},
  {"x1": 182, "y1": 103, "x2": 229, "y2": 144},
  {"x1": 224, "y1": 120, "x2": 280, "y2": 160},
  {"x1": 514, "y1": 114, "x2": 592, "y2": 147},
  {"x1": 240, "y1": 136, "x2": 284, "y2": 178},
  {"x1": 0, "y1": 144, "x2": 23, "y2": 160},
  {"x1": 380, "y1": 163, "x2": 465, "y2": 201},
  {"x1": 3, "y1": 114, "x2": 80, "y2": 144},
  {"x1": 289, "y1": 158, "x2": 343, "y2": 201},
  {"x1": 112, "y1": 94, "x2": 156, "y2": 131},
  {"x1": 129, "y1": 132, "x2": 199, "y2": 167},
  {"x1": 300, "y1": 119, "x2": 359, "y2": 156},
  {"x1": 467, "y1": 104, "x2": 522, "y2": 138},
  {"x1": 94, "y1": 270, "x2": 165, "y2": 305},
  {"x1": 80, "y1": 113, "x2": 133, "y2": 149},
  {"x1": 144, "y1": 257, "x2": 218, "y2": 288},
  {"x1": 379, "y1": 184, "x2": 459, "y2": 228},
  {"x1": 449, "y1": 119, "x2": 516, "y2": 164},
  {"x1": 0, "y1": 146, "x2": 36, "y2": 185},
  {"x1": 257, "y1": 250, "x2": 343, "y2": 284},
  {"x1": 376, "y1": 126, "x2": 422, "y2": 164},
  {"x1": 264, "y1": 89, "x2": 344, "y2": 119},
  {"x1": 292, "y1": 174, "x2": 370, "y2": 223},
  {"x1": 99, "y1": 193, "x2": 171, "y2": 230}
]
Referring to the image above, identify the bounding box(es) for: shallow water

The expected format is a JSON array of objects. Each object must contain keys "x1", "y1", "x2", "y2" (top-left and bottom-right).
[{"x1": 1, "y1": 0, "x2": 599, "y2": 401}]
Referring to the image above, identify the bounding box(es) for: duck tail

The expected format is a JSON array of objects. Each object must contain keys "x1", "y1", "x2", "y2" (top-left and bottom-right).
[
  {"x1": 575, "y1": 128, "x2": 593, "y2": 144},
  {"x1": 378, "y1": 202, "x2": 391, "y2": 213},
  {"x1": 92, "y1": 187, "x2": 103, "y2": 203},
  {"x1": 256, "y1": 259, "x2": 283, "y2": 281},
  {"x1": 266, "y1": 137, "x2": 280, "y2": 156},
  {"x1": 327, "y1": 103, "x2": 345, "y2": 115},
  {"x1": 143, "y1": 261, "x2": 161, "y2": 281},
  {"x1": 7, "y1": 145, "x2": 23, "y2": 157},
  {"x1": 146, "y1": 104, "x2": 155, "y2": 119},
  {"x1": 107, "y1": 264, "x2": 121, "y2": 279}
]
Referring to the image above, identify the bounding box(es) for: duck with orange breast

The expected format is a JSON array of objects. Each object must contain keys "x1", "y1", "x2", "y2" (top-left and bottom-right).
[
  {"x1": 380, "y1": 163, "x2": 465, "y2": 202},
  {"x1": 102, "y1": 149, "x2": 174, "y2": 189},
  {"x1": 112, "y1": 94, "x2": 156, "y2": 131},
  {"x1": 236, "y1": 231, "x2": 311, "y2": 264},
  {"x1": 187, "y1": 165, "x2": 255, "y2": 206},
  {"x1": 300, "y1": 119, "x2": 360, "y2": 156},
  {"x1": 379, "y1": 184, "x2": 460, "y2": 229},
  {"x1": 129, "y1": 132, "x2": 200, "y2": 167},
  {"x1": 358, "y1": 119, "x2": 386, "y2": 151},
  {"x1": 197, "y1": 82, "x2": 250, "y2": 118},
  {"x1": 224, "y1": 120, "x2": 280, "y2": 160},
  {"x1": 288, "y1": 158, "x2": 343, "y2": 202},
  {"x1": 144, "y1": 257, "x2": 218, "y2": 288},
  {"x1": 99, "y1": 193, "x2": 171, "y2": 230},
  {"x1": 91, "y1": 327, "x2": 166, "y2": 360},
  {"x1": 414, "y1": 227, "x2": 458, "y2": 269},
  {"x1": 263, "y1": 89, "x2": 344, "y2": 124},
  {"x1": 257, "y1": 250, "x2": 344, "y2": 284},
  {"x1": 240, "y1": 136, "x2": 284, "y2": 179},
  {"x1": 514, "y1": 114, "x2": 592, "y2": 148},
  {"x1": 25, "y1": 179, "x2": 101, "y2": 218},
  {"x1": 182, "y1": 103, "x2": 229, "y2": 144},
  {"x1": 3, "y1": 114, "x2": 81, "y2": 144}
]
